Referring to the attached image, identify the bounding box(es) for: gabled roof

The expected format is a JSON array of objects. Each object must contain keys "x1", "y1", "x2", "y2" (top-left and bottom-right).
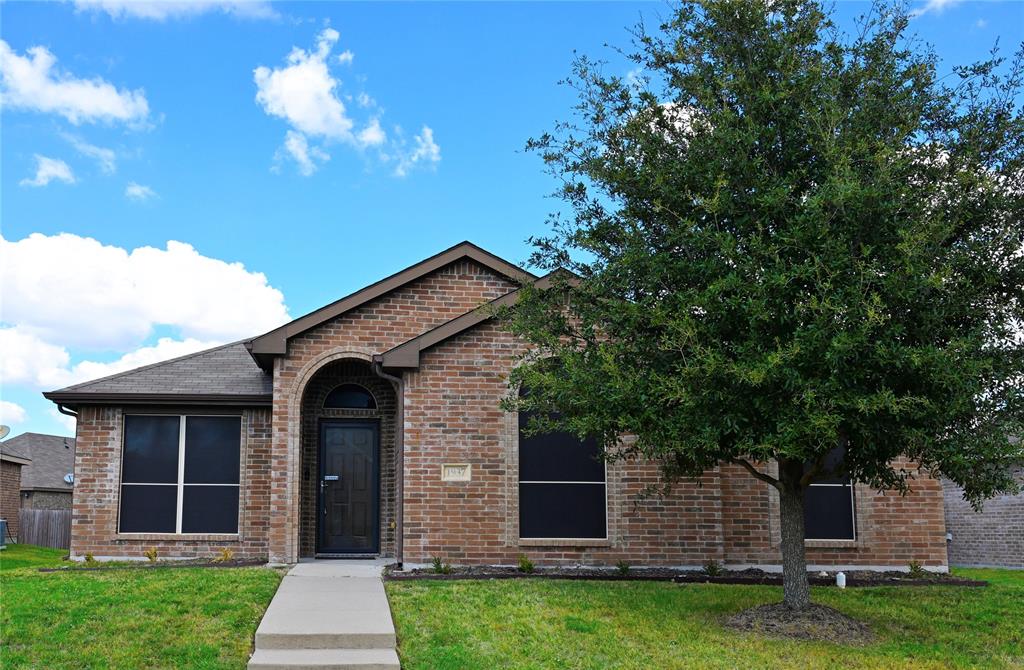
[
  {"x1": 246, "y1": 241, "x2": 535, "y2": 370},
  {"x1": 378, "y1": 271, "x2": 560, "y2": 369},
  {"x1": 0, "y1": 442, "x2": 32, "y2": 466},
  {"x1": 0, "y1": 433, "x2": 75, "y2": 492},
  {"x1": 41, "y1": 242, "x2": 535, "y2": 408},
  {"x1": 44, "y1": 340, "x2": 271, "y2": 408}
]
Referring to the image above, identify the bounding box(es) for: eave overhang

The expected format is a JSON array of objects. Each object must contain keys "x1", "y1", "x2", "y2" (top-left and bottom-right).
[{"x1": 42, "y1": 392, "x2": 273, "y2": 410}]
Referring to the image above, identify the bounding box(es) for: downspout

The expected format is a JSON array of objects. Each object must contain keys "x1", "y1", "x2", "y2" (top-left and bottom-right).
[
  {"x1": 373, "y1": 358, "x2": 405, "y2": 567},
  {"x1": 57, "y1": 404, "x2": 78, "y2": 418}
]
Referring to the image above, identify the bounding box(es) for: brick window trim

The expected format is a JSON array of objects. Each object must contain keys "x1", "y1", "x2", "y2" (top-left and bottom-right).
[
  {"x1": 805, "y1": 538, "x2": 858, "y2": 549},
  {"x1": 114, "y1": 533, "x2": 241, "y2": 542},
  {"x1": 762, "y1": 460, "x2": 872, "y2": 550},
  {"x1": 503, "y1": 406, "x2": 623, "y2": 548},
  {"x1": 518, "y1": 538, "x2": 613, "y2": 548}
]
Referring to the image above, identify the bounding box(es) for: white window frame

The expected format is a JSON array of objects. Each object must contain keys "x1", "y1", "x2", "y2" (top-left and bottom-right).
[
  {"x1": 118, "y1": 414, "x2": 242, "y2": 535},
  {"x1": 804, "y1": 481, "x2": 857, "y2": 542}
]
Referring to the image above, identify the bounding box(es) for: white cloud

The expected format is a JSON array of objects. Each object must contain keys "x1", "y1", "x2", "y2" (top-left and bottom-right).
[
  {"x1": 0, "y1": 326, "x2": 221, "y2": 389},
  {"x1": 49, "y1": 407, "x2": 76, "y2": 435},
  {"x1": 20, "y1": 155, "x2": 75, "y2": 187},
  {"x1": 0, "y1": 327, "x2": 70, "y2": 388},
  {"x1": 910, "y1": 0, "x2": 963, "y2": 18},
  {"x1": 0, "y1": 39, "x2": 149, "y2": 125},
  {"x1": 0, "y1": 401, "x2": 28, "y2": 426},
  {"x1": 625, "y1": 67, "x2": 644, "y2": 89},
  {"x1": 124, "y1": 181, "x2": 157, "y2": 201},
  {"x1": 394, "y1": 126, "x2": 441, "y2": 177},
  {"x1": 0, "y1": 232, "x2": 290, "y2": 351},
  {"x1": 975, "y1": 19, "x2": 987, "y2": 29},
  {"x1": 70, "y1": 0, "x2": 277, "y2": 21},
  {"x1": 63, "y1": 133, "x2": 117, "y2": 174},
  {"x1": 254, "y1": 28, "x2": 354, "y2": 141},
  {"x1": 254, "y1": 29, "x2": 447, "y2": 177},
  {"x1": 278, "y1": 129, "x2": 329, "y2": 176},
  {"x1": 358, "y1": 118, "x2": 386, "y2": 148}
]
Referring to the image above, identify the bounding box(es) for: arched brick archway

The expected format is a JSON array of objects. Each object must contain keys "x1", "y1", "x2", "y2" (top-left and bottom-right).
[{"x1": 296, "y1": 358, "x2": 398, "y2": 557}]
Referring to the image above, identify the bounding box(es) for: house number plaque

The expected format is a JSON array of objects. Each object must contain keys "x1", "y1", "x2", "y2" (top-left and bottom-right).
[{"x1": 441, "y1": 464, "x2": 471, "y2": 482}]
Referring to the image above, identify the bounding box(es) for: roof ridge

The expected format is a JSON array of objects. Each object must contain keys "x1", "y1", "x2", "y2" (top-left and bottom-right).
[{"x1": 51, "y1": 337, "x2": 255, "y2": 393}]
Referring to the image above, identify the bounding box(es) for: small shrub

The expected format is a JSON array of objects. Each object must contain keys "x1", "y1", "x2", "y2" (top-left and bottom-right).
[
  {"x1": 517, "y1": 553, "x2": 535, "y2": 574},
  {"x1": 214, "y1": 547, "x2": 235, "y2": 563},
  {"x1": 144, "y1": 547, "x2": 159, "y2": 563},
  {"x1": 83, "y1": 553, "x2": 98, "y2": 566},
  {"x1": 703, "y1": 560, "x2": 723, "y2": 577},
  {"x1": 430, "y1": 556, "x2": 452, "y2": 574},
  {"x1": 616, "y1": 560, "x2": 631, "y2": 576},
  {"x1": 907, "y1": 560, "x2": 927, "y2": 579}
]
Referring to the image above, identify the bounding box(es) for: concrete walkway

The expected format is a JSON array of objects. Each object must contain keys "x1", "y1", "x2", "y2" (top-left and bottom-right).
[{"x1": 248, "y1": 560, "x2": 400, "y2": 670}]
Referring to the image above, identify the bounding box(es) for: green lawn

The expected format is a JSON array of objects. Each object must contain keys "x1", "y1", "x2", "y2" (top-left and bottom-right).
[
  {"x1": 0, "y1": 543, "x2": 67, "y2": 572},
  {"x1": 386, "y1": 568, "x2": 1024, "y2": 670},
  {"x1": 0, "y1": 544, "x2": 282, "y2": 669}
]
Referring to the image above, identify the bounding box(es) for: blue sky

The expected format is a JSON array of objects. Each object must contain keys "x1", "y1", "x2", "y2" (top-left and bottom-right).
[{"x1": 2, "y1": 0, "x2": 1022, "y2": 439}]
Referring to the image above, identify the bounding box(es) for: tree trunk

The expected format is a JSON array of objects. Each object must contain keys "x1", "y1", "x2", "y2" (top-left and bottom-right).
[{"x1": 778, "y1": 459, "x2": 811, "y2": 610}]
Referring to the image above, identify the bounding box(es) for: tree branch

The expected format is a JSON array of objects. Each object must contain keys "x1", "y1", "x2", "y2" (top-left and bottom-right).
[{"x1": 730, "y1": 458, "x2": 781, "y2": 490}]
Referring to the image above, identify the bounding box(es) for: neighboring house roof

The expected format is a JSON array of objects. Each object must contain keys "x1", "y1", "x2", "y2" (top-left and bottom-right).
[
  {"x1": 0, "y1": 433, "x2": 75, "y2": 492},
  {"x1": 44, "y1": 340, "x2": 272, "y2": 408},
  {"x1": 246, "y1": 240, "x2": 535, "y2": 370},
  {"x1": 0, "y1": 442, "x2": 31, "y2": 467}
]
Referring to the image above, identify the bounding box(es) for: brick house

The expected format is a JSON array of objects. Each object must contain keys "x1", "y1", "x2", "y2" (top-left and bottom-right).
[
  {"x1": 0, "y1": 445, "x2": 31, "y2": 541},
  {"x1": 1, "y1": 433, "x2": 76, "y2": 510},
  {"x1": 44, "y1": 242, "x2": 949, "y2": 570},
  {"x1": 942, "y1": 467, "x2": 1024, "y2": 569}
]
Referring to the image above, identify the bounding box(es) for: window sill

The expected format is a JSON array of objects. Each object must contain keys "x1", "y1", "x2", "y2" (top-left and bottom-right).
[
  {"x1": 518, "y1": 538, "x2": 611, "y2": 548},
  {"x1": 805, "y1": 539, "x2": 858, "y2": 549},
  {"x1": 115, "y1": 533, "x2": 240, "y2": 542}
]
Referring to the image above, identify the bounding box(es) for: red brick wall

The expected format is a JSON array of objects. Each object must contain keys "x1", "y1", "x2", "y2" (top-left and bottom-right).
[
  {"x1": 1, "y1": 460, "x2": 23, "y2": 540},
  {"x1": 268, "y1": 259, "x2": 518, "y2": 562},
  {"x1": 68, "y1": 406, "x2": 272, "y2": 561},
  {"x1": 402, "y1": 319, "x2": 949, "y2": 569}
]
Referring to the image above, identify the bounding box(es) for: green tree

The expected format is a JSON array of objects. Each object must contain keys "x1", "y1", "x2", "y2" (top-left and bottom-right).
[{"x1": 504, "y1": 0, "x2": 1023, "y2": 610}]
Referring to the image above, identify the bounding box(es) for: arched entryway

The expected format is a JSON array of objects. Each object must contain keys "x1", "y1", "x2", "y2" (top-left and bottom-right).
[{"x1": 299, "y1": 359, "x2": 398, "y2": 557}]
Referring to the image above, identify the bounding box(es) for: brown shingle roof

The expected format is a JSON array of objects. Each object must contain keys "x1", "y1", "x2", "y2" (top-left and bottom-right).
[
  {"x1": 0, "y1": 433, "x2": 75, "y2": 491},
  {"x1": 43, "y1": 340, "x2": 271, "y2": 407}
]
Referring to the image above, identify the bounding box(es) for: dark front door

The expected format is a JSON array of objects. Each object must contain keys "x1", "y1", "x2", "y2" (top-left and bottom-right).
[{"x1": 318, "y1": 420, "x2": 379, "y2": 554}]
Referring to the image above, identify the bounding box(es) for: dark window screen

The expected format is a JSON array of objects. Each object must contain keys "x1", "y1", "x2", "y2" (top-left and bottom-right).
[
  {"x1": 518, "y1": 410, "x2": 604, "y2": 482},
  {"x1": 122, "y1": 415, "x2": 180, "y2": 483},
  {"x1": 182, "y1": 486, "x2": 239, "y2": 533},
  {"x1": 804, "y1": 485, "x2": 855, "y2": 540},
  {"x1": 802, "y1": 444, "x2": 855, "y2": 539},
  {"x1": 184, "y1": 416, "x2": 241, "y2": 484},
  {"x1": 519, "y1": 483, "x2": 606, "y2": 539},
  {"x1": 119, "y1": 485, "x2": 176, "y2": 533},
  {"x1": 518, "y1": 385, "x2": 606, "y2": 539},
  {"x1": 324, "y1": 384, "x2": 376, "y2": 409}
]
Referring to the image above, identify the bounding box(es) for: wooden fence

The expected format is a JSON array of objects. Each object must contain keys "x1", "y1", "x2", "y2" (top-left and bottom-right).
[{"x1": 17, "y1": 509, "x2": 71, "y2": 549}]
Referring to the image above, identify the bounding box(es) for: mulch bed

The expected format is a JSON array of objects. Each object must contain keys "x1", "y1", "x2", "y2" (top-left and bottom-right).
[
  {"x1": 725, "y1": 602, "x2": 876, "y2": 644},
  {"x1": 385, "y1": 565, "x2": 987, "y2": 587},
  {"x1": 38, "y1": 559, "x2": 265, "y2": 572}
]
